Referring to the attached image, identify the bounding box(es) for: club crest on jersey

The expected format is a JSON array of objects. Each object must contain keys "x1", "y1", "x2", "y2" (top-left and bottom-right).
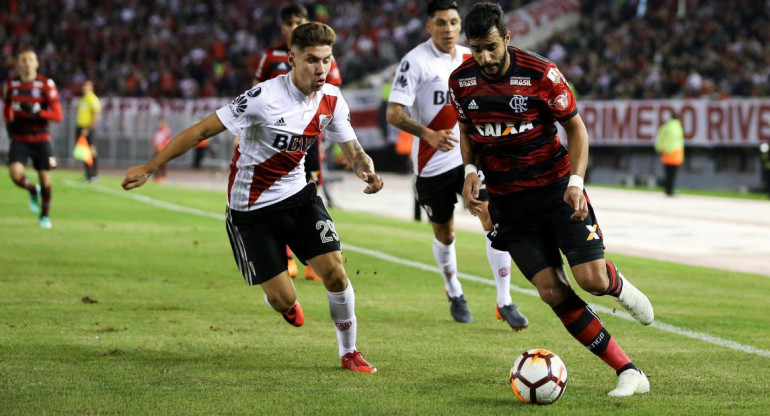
[
  {"x1": 246, "y1": 86, "x2": 261, "y2": 98},
  {"x1": 510, "y1": 76, "x2": 531, "y2": 86},
  {"x1": 318, "y1": 113, "x2": 333, "y2": 131},
  {"x1": 400, "y1": 60, "x2": 410, "y2": 72},
  {"x1": 474, "y1": 121, "x2": 534, "y2": 137},
  {"x1": 509, "y1": 95, "x2": 528, "y2": 113},
  {"x1": 548, "y1": 91, "x2": 569, "y2": 111},
  {"x1": 459, "y1": 77, "x2": 477, "y2": 87},
  {"x1": 228, "y1": 95, "x2": 248, "y2": 117}
]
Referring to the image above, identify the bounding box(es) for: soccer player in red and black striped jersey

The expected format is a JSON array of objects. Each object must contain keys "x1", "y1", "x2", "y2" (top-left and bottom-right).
[
  {"x1": 254, "y1": 3, "x2": 343, "y2": 281},
  {"x1": 3, "y1": 49, "x2": 63, "y2": 229},
  {"x1": 449, "y1": 3, "x2": 654, "y2": 397}
]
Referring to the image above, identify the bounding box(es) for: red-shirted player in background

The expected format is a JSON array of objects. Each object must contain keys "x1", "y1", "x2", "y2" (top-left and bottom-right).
[
  {"x1": 255, "y1": 3, "x2": 343, "y2": 281},
  {"x1": 3, "y1": 49, "x2": 63, "y2": 229}
]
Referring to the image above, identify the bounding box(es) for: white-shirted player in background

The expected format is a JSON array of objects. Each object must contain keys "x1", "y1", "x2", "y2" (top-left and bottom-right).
[
  {"x1": 386, "y1": 0, "x2": 528, "y2": 329},
  {"x1": 122, "y1": 23, "x2": 382, "y2": 374}
]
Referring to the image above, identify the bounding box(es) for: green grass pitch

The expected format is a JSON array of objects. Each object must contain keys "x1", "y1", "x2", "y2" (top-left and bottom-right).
[{"x1": 1, "y1": 171, "x2": 769, "y2": 415}]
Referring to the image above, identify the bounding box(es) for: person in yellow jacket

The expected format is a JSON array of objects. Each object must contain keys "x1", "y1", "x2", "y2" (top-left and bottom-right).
[
  {"x1": 655, "y1": 113, "x2": 684, "y2": 196},
  {"x1": 76, "y1": 80, "x2": 102, "y2": 181}
]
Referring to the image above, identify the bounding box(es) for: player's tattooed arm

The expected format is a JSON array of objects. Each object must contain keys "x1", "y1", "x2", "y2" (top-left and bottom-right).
[
  {"x1": 340, "y1": 139, "x2": 384, "y2": 194},
  {"x1": 386, "y1": 103, "x2": 425, "y2": 137},
  {"x1": 386, "y1": 102, "x2": 458, "y2": 151}
]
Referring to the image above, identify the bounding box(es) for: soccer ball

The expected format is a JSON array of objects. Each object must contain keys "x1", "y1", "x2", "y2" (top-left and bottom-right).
[{"x1": 509, "y1": 349, "x2": 568, "y2": 405}]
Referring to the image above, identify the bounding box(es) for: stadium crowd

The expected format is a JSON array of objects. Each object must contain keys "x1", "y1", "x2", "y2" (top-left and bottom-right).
[
  {"x1": 1, "y1": 0, "x2": 768, "y2": 99},
  {"x1": 546, "y1": 0, "x2": 770, "y2": 99}
]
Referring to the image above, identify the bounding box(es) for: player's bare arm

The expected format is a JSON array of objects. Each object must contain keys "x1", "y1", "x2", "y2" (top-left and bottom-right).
[
  {"x1": 459, "y1": 121, "x2": 483, "y2": 215},
  {"x1": 386, "y1": 102, "x2": 457, "y2": 152},
  {"x1": 560, "y1": 114, "x2": 590, "y2": 220},
  {"x1": 339, "y1": 139, "x2": 383, "y2": 194},
  {"x1": 122, "y1": 113, "x2": 226, "y2": 190}
]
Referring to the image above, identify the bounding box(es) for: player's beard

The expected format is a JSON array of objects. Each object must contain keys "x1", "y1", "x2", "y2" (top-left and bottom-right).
[{"x1": 481, "y1": 52, "x2": 508, "y2": 79}]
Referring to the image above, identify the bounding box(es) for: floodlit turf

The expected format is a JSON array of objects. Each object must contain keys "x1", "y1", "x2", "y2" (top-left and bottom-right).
[{"x1": 2, "y1": 171, "x2": 769, "y2": 415}]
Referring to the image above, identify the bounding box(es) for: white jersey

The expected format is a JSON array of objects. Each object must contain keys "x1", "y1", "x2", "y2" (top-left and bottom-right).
[
  {"x1": 389, "y1": 40, "x2": 472, "y2": 177},
  {"x1": 216, "y1": 74, "x2": 356, "y2": 211}
]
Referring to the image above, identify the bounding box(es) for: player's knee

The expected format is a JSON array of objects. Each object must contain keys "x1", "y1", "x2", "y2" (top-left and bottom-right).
[
  {"x1": 323, "y1": 266, "x2": 348, "y2": 292},
  {"x1": 574, "y1": 272, "x2": 608, "y2": 296},
  {"x1": 266, "y1": 292, "x2": 296, "y2": 312},
  {"x1": 433, "y1": 227, "x2": 454, "y2": 245}
]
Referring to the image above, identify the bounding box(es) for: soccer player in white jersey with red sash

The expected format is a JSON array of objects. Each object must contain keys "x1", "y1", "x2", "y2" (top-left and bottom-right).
[
  {"x1": 386, "y1": 0, "x2": 528, "y2": 329},
  {"x1": 123, "y1": 23, "x2": 382, "y2": 374}
]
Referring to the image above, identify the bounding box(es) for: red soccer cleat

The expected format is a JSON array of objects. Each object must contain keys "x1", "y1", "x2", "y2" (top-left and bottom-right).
[
  {"x1": 341, "y1": 351, "x2": 377, "y2": 374},
  {"x1": 304, "y1": 265, "x2": 322, "y2": 281},
  {"x1": 281, "y1": 301, "x2": 304, "y2": 327},
  {"x1": 287, "y1": 259, "x2": 299, "y2": 278}
]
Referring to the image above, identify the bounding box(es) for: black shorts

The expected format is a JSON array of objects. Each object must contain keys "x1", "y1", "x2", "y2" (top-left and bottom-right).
[
  {"x1": 487, "y1": 177, "x2": 605, "y2": 280},
  {"x1": 76, "y1": 127, "x2": 94, "y2": 145},
  {"x1": 8, "y1": 140, "x2": 55, "y2": 171},
  {"x1": 225, "y1": 183, "x2": 341, "y2": 285},
  {"x1": 415, "y1": 165, "x2": 488, "y2": 223},
  {"x1": 415, "y1": 165, "x2": 465, "y2": 223}
]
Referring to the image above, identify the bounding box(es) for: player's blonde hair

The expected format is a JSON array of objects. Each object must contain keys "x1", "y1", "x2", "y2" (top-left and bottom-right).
[{"x1": 291, "y1": 22, "x2": 336, "y2": 50}]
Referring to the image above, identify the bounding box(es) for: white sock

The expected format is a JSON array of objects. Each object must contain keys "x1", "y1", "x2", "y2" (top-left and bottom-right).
[
  {"x1": 432, "y1": 237, "x2": 462, "y2": 297},
  {"x1": 327, "y1": 282, "x2": 357, "y2": 357},
  {"x1": 486, "y1": 238, "x2": 512, "y2": 307}
]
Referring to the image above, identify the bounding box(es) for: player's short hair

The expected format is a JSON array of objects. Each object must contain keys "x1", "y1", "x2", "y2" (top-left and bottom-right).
[
  {"x1": 291, "y1": 22, "x2": 336, "y2": 50},
  {"x1": 427, "y1": 0, "x2": 459, "y2": 18},
  {"x1": 18, "y1": 48, "x2": 36, "y2": 57},
  {"x1": 281, "y1": 3, "x2": 309, "y2": 23},
  {"x1": 465, "y1": 3, "x2": 507, "y2": 40}
]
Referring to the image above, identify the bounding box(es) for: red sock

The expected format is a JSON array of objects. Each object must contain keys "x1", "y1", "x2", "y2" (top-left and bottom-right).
[
  {"x1": 604, "y1": 260, "x2": 624, "y2": 297},
  {"x1": 553, "y1": 292, "x2": 632, "y2": 371},
  {"x1": 12, "y1": 175, "x2": 36, "y2": 192},
  {"x1": 41, "y1": 186, "x2": 52, "y2": 216}
]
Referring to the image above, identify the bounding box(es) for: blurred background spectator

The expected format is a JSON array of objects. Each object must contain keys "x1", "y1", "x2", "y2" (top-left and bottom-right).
[{"x1": 0, "y1": 0, "x2": 531, "y2": 98}]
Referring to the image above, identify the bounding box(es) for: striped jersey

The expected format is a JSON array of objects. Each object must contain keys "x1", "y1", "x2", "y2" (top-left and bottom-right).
[
  {"x1": 388, "y1": 39, "x2": 472, "y2": 177},
  {"x1": 255, "y1": 43, "x2": 342, "y2": 86},
  {"x1": 448, "y1": 46, "x2": 577, "y2": 195},
  {"x1": 2, "y1": 75, "x2": 62, "y2": 143},
  {"x1": 215, "y1": 73, "x2": 356, "y2": 211}
]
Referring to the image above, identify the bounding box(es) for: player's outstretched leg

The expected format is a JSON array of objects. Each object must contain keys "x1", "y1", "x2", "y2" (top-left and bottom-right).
[
  {"x1": 604, "y1": 260, "x2": 654, "y2": 325},
  {"x1": 553, "y1": 291, "x2": 649, "y2": 397},
  {"x1": 433, "y1": 237, "x2": 472, "y2": 323},
  {"x1": 327, "y1": 281, "x2": 377, "y2": 373},
  {"x1": 487, "y1": 239, "x2": 528, "y2": 330}
]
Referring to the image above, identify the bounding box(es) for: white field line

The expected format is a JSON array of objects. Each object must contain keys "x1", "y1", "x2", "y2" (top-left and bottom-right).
[{"x1": 67, "y1": 179, "x2": 770, "y2": 359}]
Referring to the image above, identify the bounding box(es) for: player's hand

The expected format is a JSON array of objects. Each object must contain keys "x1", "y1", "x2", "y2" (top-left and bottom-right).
[
  {"x1": 358, "y1": 171, "x2": 383, "y2": 194},
  {"x1": 19, "y1": 102, "x2": 41, "y2": 116},
  {"x1": 462, "y1": 173, "x2": 483, "y2": 216},
  {"x1": 424, "y1": 129, "x2": 458, "y2": 152},
  {"x1": 564, "y1": 186, "x2": 588, "y2": 220},
  {"x1": 122, "y1": 165, "x2": 153, "y2": 190}
]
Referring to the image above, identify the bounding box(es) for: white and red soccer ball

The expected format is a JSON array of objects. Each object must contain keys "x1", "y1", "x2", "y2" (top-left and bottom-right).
[{"x1": 509, "y1": 349, "x2": 568, "y2": 405}]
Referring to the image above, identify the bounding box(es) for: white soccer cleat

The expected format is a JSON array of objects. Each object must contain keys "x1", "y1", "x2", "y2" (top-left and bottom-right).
[
  {"x1": 607, "y1": 368, "x2": 650, "y2": 397},
  {"x1": 616, "y1": 275, "x2": 654, "y2": 325}
]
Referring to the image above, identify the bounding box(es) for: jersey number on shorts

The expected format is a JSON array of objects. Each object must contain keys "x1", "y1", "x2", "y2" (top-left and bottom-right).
[{"x1": 316, "y1": 220, "x2": 339, "y2": 243}]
